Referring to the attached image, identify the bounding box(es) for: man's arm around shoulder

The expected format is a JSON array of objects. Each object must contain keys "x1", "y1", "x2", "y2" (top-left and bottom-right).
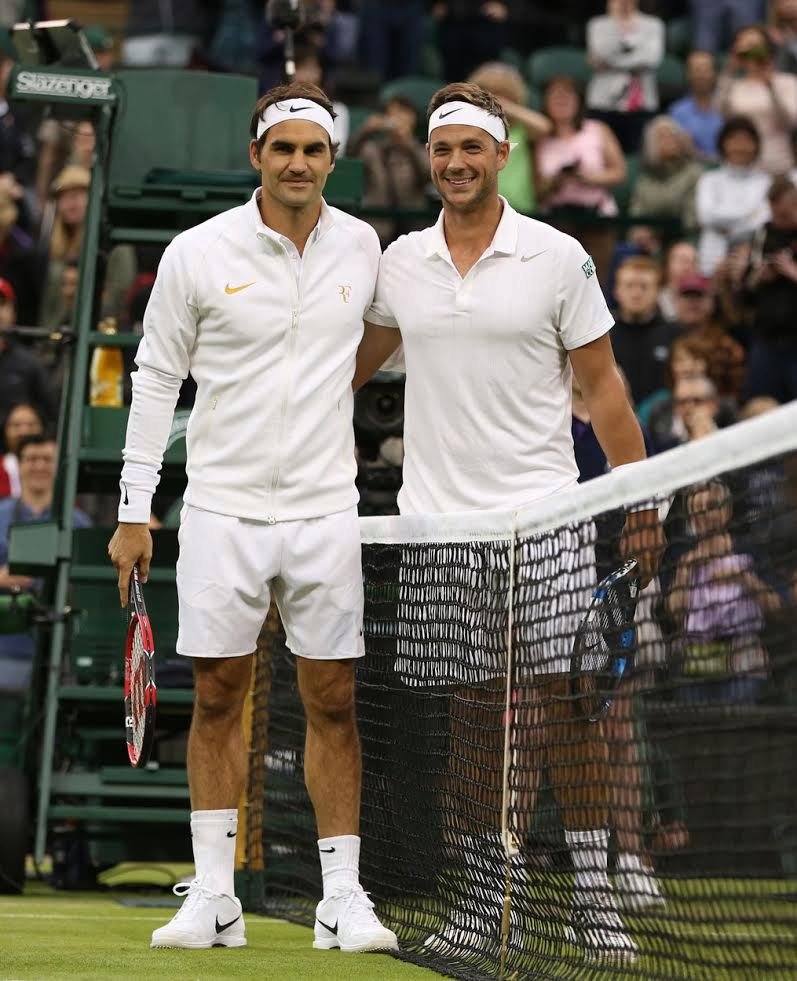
[{"x1": 352, "y1": 322, "x2": 402, "y2": 393}]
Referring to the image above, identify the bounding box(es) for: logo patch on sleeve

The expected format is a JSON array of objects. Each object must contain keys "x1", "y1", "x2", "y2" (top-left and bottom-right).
[{"x1": 581, "y1": 256, "x2": 596, "y2": 280}]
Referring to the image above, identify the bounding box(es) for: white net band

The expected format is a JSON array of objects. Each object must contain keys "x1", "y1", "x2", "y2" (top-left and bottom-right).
[{"x1": 360, "y1": 401, "x2": 797, "y2": 545}]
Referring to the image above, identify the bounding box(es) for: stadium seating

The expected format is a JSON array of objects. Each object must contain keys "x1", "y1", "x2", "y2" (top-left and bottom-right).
[
  {"x1": 108, "y1": 70, "x2": 364, "y2": 244},
  {"x1": 379, "y1": 74, "x2": 446, "y2": 120},
  {"x1": 657, "y1": 53, "x2": 688, "y2": 105},
  {"x1": 666, "y1": 16, "x2": 692, "y2": 57},
  {"x1": 526, "y1": 46, "x2": 593, "y2": 89}
]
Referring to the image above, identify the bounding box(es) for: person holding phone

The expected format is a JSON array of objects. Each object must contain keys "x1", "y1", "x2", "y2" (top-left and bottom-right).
[
  {"x1": 716, "y1": 23, "x2": 797, "y2": 175},
  {"x1": 535, "y1": 75, "x2": 626, "y2": 284}
]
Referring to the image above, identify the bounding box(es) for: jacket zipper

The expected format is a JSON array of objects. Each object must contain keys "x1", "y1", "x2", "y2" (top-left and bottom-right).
[{"x1": 266, "y1": 249, "x2": 303, "y2": 523}]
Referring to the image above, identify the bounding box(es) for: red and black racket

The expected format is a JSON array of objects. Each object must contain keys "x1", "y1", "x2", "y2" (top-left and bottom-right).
[{"x1": 124, "y1": 565, "x2": 156, "y2": 768}]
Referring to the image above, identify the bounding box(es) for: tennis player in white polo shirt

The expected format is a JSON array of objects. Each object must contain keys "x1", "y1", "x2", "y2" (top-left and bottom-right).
[
  {"x1": 354, "y1": 82, "x2": 665, "y2": 965},
  {"x1": 108, "y1": 82, "x2": 397, "y2": 955}
]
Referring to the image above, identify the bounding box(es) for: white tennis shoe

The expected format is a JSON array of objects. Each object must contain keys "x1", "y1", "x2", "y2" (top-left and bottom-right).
[
  {"x1": 313, "y1": 887, "x2": 398, "y2": 953},
  {"x1": 615, "y1": 866, "x2": 667, "y2": 913},
  {"x1": 423, "y1": 906, "x2": 491, "y2": 958},
  {"x1": 150, "y1": 878, "x2": 246, "y2": 949},
  {"x1": 423, "y1": 899, "x2": 525, "y2": 961},
  {"x1": 567, "y1": 894, "x2": 638, "y2": 964}
]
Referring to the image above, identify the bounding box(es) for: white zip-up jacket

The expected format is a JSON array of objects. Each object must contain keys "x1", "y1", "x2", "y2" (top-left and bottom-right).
[{"x1": 118, "y1": 192, "x2": 381, "y2": 524}]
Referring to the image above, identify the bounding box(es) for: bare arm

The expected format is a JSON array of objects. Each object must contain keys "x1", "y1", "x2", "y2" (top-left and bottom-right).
[
  {"x1": 578, "y1": 123, "x2": 627, "y2": 188},
  {"x1": 569, "y1": 333, "x2": 645, "y2": 467},
  {"x1": 501, "y1": 98, "x2": 552, "y2": 141},
  {"x1": 534, "y1": 158, "x2": 565, "y2": 201},
  {"x1": 767, "y1": 72, "x2": 797, "y2": 130},
  {"x1": 353, "y1": 321, "x2": 402, "y2": 392},
  {"x1": 744, "y1": 570, "x2": 783, "y2": 614},
  {"x1": 666, "y1": 556, "x2": 692, "y2": 622},
  {"x1": 570, "y1": 334, "x2": 664, "y2": 585},
  {"x1": 714, "y1": 62, "x2": 736, "y2": 115}
]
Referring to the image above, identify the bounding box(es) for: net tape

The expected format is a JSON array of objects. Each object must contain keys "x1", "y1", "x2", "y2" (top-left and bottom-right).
[{"x1": 361, "y1": 401, "x2": 797, "y2": 546}]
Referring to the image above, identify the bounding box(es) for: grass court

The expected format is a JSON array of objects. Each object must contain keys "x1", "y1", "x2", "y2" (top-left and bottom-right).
[{"x1": 0, "y1": 883, "x2": 434, "y2": 980}]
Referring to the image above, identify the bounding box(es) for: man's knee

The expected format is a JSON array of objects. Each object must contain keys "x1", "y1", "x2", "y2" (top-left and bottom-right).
[
  {"x1": 193, "y1": 656, "x2": 252, "y2": 724},
  {"x1": 299, "y1": 660, "x2": 356, "y2": 727}
]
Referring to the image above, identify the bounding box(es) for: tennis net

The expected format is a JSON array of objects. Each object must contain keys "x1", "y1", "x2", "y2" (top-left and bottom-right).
[{"x1": 241, "y1": 401, "x2": 797, "y2": 980}]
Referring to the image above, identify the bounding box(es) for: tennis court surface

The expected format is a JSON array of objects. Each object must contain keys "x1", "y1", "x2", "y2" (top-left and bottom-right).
[{"x1": 0, "y1": 884, "x2": 435, "y2": 980}]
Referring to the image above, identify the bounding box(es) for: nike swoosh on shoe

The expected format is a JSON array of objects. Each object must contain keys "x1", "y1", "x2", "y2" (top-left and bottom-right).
[{"x1": 215, "y1": 914, "x2": 241, "y2": 934}]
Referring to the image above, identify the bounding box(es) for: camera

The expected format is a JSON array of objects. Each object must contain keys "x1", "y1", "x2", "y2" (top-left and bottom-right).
[
  {"x1": 738, "y1": 45, "x2": 769, "y2": 63},
  {"x1": 354, "y1": 373, "x2": 405, "y2": 439},
  {"x1": 354, "y1": 372, "x2": 405, "y2": 516},
  {"x1": 266, "y1": 0, "x2": 305, "y2": 31}
]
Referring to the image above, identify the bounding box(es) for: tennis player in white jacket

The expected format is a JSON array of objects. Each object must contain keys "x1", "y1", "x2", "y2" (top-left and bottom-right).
[{"x1": 108, "y1": 82, "x2": 397, "y2": 955}]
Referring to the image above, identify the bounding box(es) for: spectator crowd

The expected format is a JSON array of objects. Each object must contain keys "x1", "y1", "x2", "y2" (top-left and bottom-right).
[
  {"x1": 1, "y1": 1, "x2": 797, "y2": 698},
  {"x1": 0, "y1": 2, "x2": 794, "y2": 465}
]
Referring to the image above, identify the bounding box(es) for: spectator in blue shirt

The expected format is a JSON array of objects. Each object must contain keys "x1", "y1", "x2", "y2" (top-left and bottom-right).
[
  {"x1": 0, "y1": 434, "x2": 90, "y2": 690},
  {"x1": 669, "y1": 51, "x2": 724, "y2": 161}
]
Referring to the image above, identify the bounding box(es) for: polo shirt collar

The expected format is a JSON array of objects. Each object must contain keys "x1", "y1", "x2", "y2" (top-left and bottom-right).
[
  {"x1": 247, "y1": 189, "x2": 335, "y2": 246},
  {"x1": 421, "y1": 196, "x2": 519, "y2": 260}
]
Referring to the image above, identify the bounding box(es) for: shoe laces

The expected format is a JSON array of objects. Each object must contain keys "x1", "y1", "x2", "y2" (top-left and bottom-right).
[
  {"x1": 330, "y1": 887, "x2": 379, "y2": 925},
  {"x1": 171, "y1": 878, "x2": 222, "y2": 921}
]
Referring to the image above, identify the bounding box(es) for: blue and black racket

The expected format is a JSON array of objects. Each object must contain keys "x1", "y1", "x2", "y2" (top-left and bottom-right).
[{"x1": 569, "y1": 559, "x2": 640, "y2": 721}]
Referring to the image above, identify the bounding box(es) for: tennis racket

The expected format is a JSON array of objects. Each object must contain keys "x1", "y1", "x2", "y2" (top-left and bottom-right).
[
  {"x1": 570, "y1": 558, "x2": 640, "y2": 722},
  {"x1": 124, "y1": 565, "x2": 156, "y2": 768}
]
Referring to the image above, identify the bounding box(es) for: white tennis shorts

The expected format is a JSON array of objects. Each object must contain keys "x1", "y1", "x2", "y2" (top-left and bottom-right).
[
  {"x1": 176, "y1": 504, "x2": 364, "y2": 659},
  {"x1": 394, "y1": 524, "x2": 595, "y2": 687}
]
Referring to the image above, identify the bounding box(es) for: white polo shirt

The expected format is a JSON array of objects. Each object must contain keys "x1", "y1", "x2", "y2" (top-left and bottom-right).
[
  {"x1": 366, "y1": 199, "x2": 614, "y2": 515},
  {"x1": 119, "y1": 191, "x2": 380, "y2": 524}
]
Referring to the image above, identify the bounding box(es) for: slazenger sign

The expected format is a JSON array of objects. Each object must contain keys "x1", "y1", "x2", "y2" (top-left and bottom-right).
[{"x1": 15, "y1": 70, "x2": 114, "y2": 101}]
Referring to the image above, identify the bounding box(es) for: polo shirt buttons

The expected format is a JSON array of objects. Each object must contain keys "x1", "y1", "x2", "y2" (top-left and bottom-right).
[{"x1": 455, "y1": 285, "x2": 472, "y2": 310}]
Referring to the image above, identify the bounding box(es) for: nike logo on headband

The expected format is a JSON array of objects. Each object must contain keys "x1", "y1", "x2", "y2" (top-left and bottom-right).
[
  {"x1": 289, "y1": 104, "x2": 313, "y2": 113},
  {"x1": 439, "y1": 108, "x2": 462, "y2": 119}
]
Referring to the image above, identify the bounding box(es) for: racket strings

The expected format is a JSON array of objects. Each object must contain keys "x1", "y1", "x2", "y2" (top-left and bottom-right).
[
  {"x1": 130, "y1": 621, "x2": 147, "y2": 757},
  {"x1": 578, "y1": 582, "x2": 638, "y2": 676}
]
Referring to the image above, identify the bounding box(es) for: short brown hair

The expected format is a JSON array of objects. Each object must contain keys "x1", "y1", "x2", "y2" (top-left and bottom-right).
[
  {"x1": 543, "y1": 76, "x2": 585, "y2": 130},
  {"x1": 616, "y1": 255, "x2": 662, "y2": 283},
  {"x1": 768, "y1": 173, "x2": 797, "y2": 205},
  {"x1": 249, "y1": 82, "x2": 338, "y2": 154},
  {"x1": 426, "y1": 82, "x2": 508, "y2": 140}
]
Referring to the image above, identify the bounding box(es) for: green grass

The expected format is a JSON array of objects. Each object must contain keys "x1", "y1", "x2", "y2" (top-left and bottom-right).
[
  {"x1": 0, "y1": 885, "x2": 436, "y2": 980},
  {"x1": 4, "y1": 878, "x2": 797, "y2": 979}
]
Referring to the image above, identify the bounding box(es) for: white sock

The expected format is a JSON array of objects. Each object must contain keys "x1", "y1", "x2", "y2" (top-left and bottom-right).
[
  {"x1": 191, "y1": 808, "x2": 237, "y2": 896},
  {"x1": 318, "y1": 834, "x2": 360, "y2": 899},
  {"x1": 565, "y1": 828, "x2": 610, "y2": 898},
  {"x1": 617, "y1": 851, "x2": 644, "y2": 874}
]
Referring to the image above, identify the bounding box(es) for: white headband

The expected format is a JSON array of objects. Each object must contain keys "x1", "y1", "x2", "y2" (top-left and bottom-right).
[
  {"x1": 256, "y1": 98, "x2": 335, "y2": 141},
  {"x1": 428, "y1": 100, "x2": 508, "y2": 144}
]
